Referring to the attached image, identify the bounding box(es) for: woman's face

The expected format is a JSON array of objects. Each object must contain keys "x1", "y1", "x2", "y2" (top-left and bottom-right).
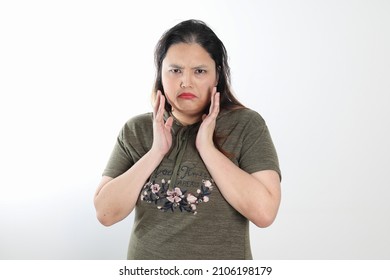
[{"x1": 161, "y1": 43, "x2": 218, "y2": 125}]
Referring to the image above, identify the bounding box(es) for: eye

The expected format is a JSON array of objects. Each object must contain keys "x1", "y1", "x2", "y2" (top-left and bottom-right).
[
  {"x1": 169, "y1": 68, "x2": 181, "y2": 74},
  {"x1": 195, "y1": 69, "x2": 207, "y2": 74}
]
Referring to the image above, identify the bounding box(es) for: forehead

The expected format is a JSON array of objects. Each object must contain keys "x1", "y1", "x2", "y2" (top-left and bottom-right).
[{"x1": 163, "y1": 43, "x2": 215, "y2": 66}]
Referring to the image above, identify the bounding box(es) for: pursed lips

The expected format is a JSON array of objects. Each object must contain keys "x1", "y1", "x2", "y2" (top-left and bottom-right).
[{"x1": 178, "y1": 92, "x2": 197, "y2": 99}]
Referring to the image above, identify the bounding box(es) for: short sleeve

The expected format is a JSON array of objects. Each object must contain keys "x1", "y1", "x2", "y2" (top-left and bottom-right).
[
  {"x1": 238, "y1": 112, "x2": 281, "y2": 180},
  {"x1": 102, "y1": 127, "x2": 134, "y2": 178},
  {"x1": 102, "y1": 113, "x2": 153, "y2": 178}
]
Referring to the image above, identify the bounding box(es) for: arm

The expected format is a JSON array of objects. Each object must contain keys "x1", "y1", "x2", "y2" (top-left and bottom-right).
[
  {"x1": 94, "y1": 149, "x2": 164, "y2": 226},
  {"x1": 196, "y1": 89, "x2": 281, "y2": 227},
  {"x1": 197, "y1": 147, "x2": 281, "y2": 228},
  {"x1": 94, "y1": 91, "x2": 173, "y2": 226}
]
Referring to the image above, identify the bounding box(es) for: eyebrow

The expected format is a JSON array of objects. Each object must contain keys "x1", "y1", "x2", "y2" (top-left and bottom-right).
[{"x1": 168, "y1": 64, "x2": 209, "y2": 69}]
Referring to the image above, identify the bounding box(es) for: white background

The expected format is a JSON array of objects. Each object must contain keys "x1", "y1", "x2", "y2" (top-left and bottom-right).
[{"x1": 1, "y1": 0, "x2": 389, "y2": 259}]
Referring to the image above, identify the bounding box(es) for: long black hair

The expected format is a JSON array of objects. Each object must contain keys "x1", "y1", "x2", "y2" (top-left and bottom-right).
[{"x1": 153, "y1": 19, "x2": 244, "y2": 112}]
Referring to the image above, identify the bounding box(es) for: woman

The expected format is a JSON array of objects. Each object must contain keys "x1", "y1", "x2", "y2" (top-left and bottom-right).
[{"x1": 94, "y1": 19, "x2": 281, "y2": 260}]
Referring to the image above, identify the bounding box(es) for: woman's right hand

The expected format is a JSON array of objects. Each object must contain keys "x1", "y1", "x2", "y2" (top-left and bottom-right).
[{"x1": 151, "y1": 90, "x2": 173, "y2": 157}]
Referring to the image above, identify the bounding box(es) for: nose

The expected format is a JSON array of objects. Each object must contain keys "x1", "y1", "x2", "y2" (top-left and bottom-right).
[{"x1": 180, "y1": 71, "x2": 193, "y2": 88}]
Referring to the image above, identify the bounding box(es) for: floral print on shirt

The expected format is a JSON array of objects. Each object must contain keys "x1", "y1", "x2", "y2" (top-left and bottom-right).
[{"x1": 140, "y1": 179, "x2": 213, "y2": 215}]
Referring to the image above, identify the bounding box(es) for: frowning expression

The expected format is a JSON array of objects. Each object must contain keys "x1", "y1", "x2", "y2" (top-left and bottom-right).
[{"x1": 161, "y1": 43, "x2": 218, "y2": 125}]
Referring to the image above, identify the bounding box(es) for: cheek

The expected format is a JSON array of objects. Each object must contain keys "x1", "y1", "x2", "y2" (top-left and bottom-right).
[
  {"x1": 202, "y1": 73, "x2": 218, "y2": 88},
  {"x1": 199, "y1": 79, "x2": 215, "y2": 93},
  {"x1": 161, "y1": 77, "x2": 176, "y2": 105},
  {"x1": 161, "y1": 75, "x2": 175, "y2": 92}
]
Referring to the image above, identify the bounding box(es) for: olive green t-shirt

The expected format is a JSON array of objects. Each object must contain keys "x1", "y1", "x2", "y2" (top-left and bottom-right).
[{"x1": 103, "y1": 108, "x2": 281, "y2": 260}]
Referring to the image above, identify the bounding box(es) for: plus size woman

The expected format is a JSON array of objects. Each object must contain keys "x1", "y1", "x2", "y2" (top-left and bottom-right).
[{"x1": 94, "y1": 19, "x2": 281, "y2": 260}]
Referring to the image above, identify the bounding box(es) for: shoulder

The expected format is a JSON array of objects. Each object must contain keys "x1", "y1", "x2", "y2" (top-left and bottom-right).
[
  {"x1": 124, "y1": 112, "x2": 153, "y2": 127},
  {"x1": 119, "y1": 113, "x2": 153, "y2": 139},
  {"x1": 122, "y1": 113, "x2": 153, "y2": 130},
  {"x1": 217, "y1": 108, "x2": 266, "y2": 127}
]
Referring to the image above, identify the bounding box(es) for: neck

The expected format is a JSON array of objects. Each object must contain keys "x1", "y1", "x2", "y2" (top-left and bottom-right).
[{"x1": 171, "y1": 111, "x2": 202, "y2": 126}]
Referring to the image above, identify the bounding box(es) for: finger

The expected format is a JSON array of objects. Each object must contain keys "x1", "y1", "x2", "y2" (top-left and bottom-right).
[
  {"x1": 165, "y1": 116, "x2": 173, "y2": 131},
  {"x1": 209, "y1": 89, "x2": 220, "y2": 118},
  {"x1": 154, "y1": 91, "x2": 166, "y2": 124},
  {"x1": 153, "y1": 90, "x2": 161, "y2": 117},
  {"x1": 156, "y1": 93, "x2": 165, "y2": 121},
  {"x1": 214, "y1": 91, "x2": 220, "y2": 114},
  {"x1": 208, "y1": 87, "x2": 216, "y2": 115}
]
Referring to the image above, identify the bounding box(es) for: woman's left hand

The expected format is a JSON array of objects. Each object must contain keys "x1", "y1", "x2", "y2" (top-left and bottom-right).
[{"x1": 196, "y1": 87, "x2": 220, "y2": 152}]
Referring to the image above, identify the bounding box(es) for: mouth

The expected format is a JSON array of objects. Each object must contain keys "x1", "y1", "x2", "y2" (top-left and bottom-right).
[{"x1": 178, "y1": 92, "x2": 196, "y2": 99}]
